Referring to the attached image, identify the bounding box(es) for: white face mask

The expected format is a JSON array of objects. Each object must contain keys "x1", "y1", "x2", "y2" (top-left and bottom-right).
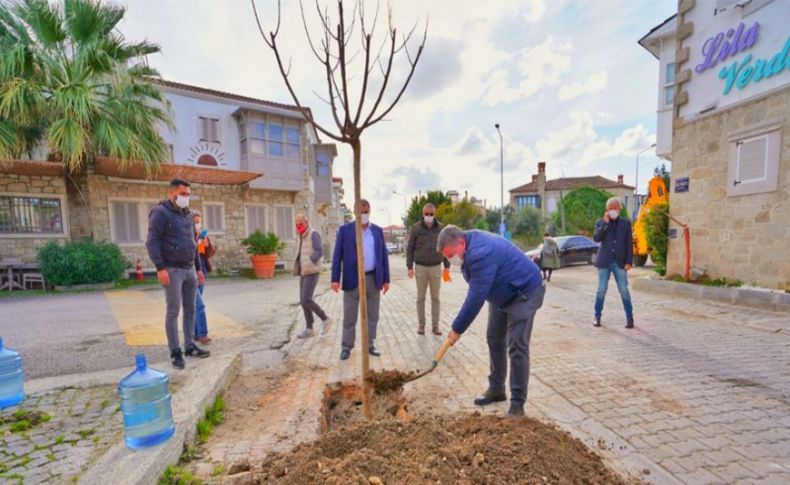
[
  {"x1": 360, "y1": 214, "x2": 370, "y2": 225},
  {"x1": 449, "y1": 255, "x2": 464, "y2": 266},
  {"x1": 194, "y1": 223, "x2": 201, "y2": 231},
  {"x1": 175, "y1": 195, "x2": 190, "y2": 209},
  {"x1": 607, "y1": 210, "x2": 619, "y2": 220},
  {"x1": 424, "y1": 216, "x2": 435, "y2": 224}
]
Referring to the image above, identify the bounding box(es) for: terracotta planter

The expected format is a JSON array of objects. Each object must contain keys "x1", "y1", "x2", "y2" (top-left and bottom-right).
[{"x1": 250, "y1": 254, "x2": 278, "y2": 279}]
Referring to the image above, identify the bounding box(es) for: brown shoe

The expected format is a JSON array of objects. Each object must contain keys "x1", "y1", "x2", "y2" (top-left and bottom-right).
[
  {"x1": 196, "y1": 336, "x2": 212, "y2": 343},
  {"x1": 432, "y1": 328, "x2": 442, "y2": 336},
  {"x1": 417, "y1": 327, "x2": 425, "y2": 335}
]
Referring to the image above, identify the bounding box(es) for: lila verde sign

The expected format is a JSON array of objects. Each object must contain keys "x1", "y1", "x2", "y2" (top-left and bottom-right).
[{"x1": 695, "y1": 22, "x2": 790, "y2": 95}]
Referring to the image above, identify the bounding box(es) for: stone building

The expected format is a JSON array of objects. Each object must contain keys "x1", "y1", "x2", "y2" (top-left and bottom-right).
[
  {"x1": 509, "y1": 162, "x2": 634, "y2": 219},
  {"x1": 0, "y1": 80, "x2": 341, "y2": 272},
  {"x1": 640, "y1": 0, "x2": 790, "y2": 289}
]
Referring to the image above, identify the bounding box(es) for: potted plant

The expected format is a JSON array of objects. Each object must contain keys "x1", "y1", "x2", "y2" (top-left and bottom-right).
[{"x1": 241, "y1": 230, "x2": 284, "y2": 279}]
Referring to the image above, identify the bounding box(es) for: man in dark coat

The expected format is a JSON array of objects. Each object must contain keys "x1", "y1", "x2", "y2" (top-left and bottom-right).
[{"x1": 592, "y1": 197, "x2": 634, "y2": 328}]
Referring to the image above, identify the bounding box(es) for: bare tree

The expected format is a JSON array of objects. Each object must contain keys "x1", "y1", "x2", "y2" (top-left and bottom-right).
[{"x1": 251, "y1": 0, "x2": 427, "y2": 417}]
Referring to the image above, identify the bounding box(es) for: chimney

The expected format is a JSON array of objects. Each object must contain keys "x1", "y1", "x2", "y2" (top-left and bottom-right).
[
  {"x1": 538, "y1": 161, "x2": 546, "y2": 173},
  {"x1": 617, "y1": 174, "x2": 624, "y2": 184}
]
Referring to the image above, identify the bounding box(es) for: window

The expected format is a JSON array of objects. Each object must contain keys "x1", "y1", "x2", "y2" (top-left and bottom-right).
[
  {"x1": 111, "y1": 201, "x2": 141, "y2": 243},
  {"x1": 268, "y1": 123, "x2": 283, "y2": 157},
  {"x1": 203, "y1": 203, "x2": 225, "y2": 233},
  {"x1": 285, "y1": 126, "x2": 301, "y2": 158},
  {"x1": 275, "y1": 206, "x2": 294, "y2": 239},
  {"x1": 727, "y1": 119, "x2": 781, "y2": 197},
  {"x1": 663, "y1": 63, "x2": 675, "y2": 107},
  {"x1": 249, "y1": 121, "x2": 266, "y2": 155},
  {"x1": 246, "y1": 205, "x2": 267, "y2": 235},
  {"x1": 316, "y1": 150, "x2": 331, "y2": 177},
  {"x1": 199, "y1": 116, "x2": 220, "y2": 143},
  {"x1": 515, "y1": 195, "x2": 541, "y2": 209},
  {"x1": 0, "y1": 195, "x2": 64, "y2": 235}
]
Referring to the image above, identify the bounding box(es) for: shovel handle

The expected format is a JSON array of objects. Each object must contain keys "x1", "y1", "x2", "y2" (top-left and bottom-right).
[{"x1": 431, "y1": 339, "x2": 454, "y2": 367}]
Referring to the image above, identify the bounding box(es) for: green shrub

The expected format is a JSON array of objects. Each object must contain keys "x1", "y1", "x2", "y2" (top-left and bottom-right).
[
  {"x1": 240, "y1": 230, "x2": 284, "y2": 256},
  {"x1": 643, "y1": 203, "x2": 669, "y2": 271},
  {"x1": 552, "y1": 186, "x2": 627, "y2": 235},
  {"x1": 37, "y1": 239, "x2": 127, "y2": 286}
]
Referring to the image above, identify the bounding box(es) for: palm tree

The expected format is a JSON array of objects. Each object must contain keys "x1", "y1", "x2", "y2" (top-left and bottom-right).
[{"x1": 0, "y1": 0, "x2": 172, "y2": 172}]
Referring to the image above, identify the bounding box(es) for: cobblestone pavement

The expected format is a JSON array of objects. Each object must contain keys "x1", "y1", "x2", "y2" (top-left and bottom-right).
[
  {"x1": 194, "y1": 258, "x2": 790, "y2": 485},
  {"x1": 0, "y1": 385, "x2": 122, "y2": 484},
  {"x1": 0, "y1": 275, "x2": 299, "y2": 484}
]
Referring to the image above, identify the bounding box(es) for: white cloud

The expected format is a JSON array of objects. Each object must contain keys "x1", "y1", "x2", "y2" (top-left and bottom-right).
[
  {"x1": 522, "y1": 0, "x2": 547, "y2": 22},
  {"x1": 557, "y1": 70, "x2": 608, "y2": 101},
  {"x1": 482, "y1": 36, "x2": 572, "y2": 106}
]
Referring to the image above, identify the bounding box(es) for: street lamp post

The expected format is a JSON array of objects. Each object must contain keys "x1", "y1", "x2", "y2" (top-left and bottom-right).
[
  {"x1": 634, "y1": 143, "x2": 657, "y2": 217},
  {"x1": 495, "y1": 123, "x2": 505, "y2": 236}
]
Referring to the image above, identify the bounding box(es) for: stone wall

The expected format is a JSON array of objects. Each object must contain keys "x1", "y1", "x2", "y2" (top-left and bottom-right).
[
  {"x1": 86, "y1": 174, "x2": 308, "y2": 272},
  {"x1": 668, "y1": 88, "x2": 790, "y2": 289},
  {"x1": 0, "y1": 173, "x2": 69, "y2": 261}
]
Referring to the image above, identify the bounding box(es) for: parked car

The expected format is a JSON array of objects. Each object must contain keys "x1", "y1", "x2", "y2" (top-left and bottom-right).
[
  {"x1": 525, "y1": 236, "x2": 599, "y2": 267},
  {"x1": 386, "y1": 243, "x2": 399, "y2": 254}
]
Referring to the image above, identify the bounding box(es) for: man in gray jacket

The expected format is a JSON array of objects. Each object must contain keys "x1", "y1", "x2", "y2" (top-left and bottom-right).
[
  {"x1": 146, "y1": 178, "x2": 210, "y2": 369},
  {"x1": 294, "y1": 213, "x2": 331, "y2": 338},
  {"x1": 406, "y1": 203, "x2": 450, "y2": 335}
]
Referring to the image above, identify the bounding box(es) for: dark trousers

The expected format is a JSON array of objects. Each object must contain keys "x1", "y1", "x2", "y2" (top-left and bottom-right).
[
  {"x1": 300, "y1": 273, "x2": 327, "y2": 328},
  {"x1": 486, "y1": 283, "x2": 546, "y2": 406},
  {"x1": 342, "y1": 272, "x2": 380, "y2": 350}
]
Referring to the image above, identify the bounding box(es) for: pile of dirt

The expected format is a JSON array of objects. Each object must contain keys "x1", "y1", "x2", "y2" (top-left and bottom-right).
[
  {"x1": 252, "y1": 413, "x2": 628, "y2": 484},
  {"x1": 366, "y1": 369, "x2": 419, "y2": 394}
]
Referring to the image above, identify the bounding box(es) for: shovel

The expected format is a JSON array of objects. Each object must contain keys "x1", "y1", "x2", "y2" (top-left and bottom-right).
[{"x1": 404, "y1": 338, "x2": 455, "y2": 384}]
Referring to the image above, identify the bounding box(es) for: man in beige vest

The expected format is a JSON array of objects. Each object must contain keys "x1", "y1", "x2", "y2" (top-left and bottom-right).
[{"x1": 294, "y1": 213, "x2": 331, "y2": 338}]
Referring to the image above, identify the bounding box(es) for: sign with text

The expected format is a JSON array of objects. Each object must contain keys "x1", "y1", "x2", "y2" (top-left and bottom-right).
[
  {"x1": 695, "y1": 21, "x2": 790, "y2": 95},
  {"x1": 675, "y1": 177, "x2": 690, "y2": 193}
]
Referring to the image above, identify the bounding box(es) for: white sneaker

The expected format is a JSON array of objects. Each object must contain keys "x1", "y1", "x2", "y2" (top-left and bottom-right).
[
  {"x1": 297, "y1": 328, "x2": 315, "y2": 339},
  {"x1": 319, "y1": 318, "x2": 332, "y2": 337}
]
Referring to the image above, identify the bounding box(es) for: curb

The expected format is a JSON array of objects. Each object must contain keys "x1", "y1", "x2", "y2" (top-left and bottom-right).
[
  {"x1": 632, "y1": 278, "x2": 790, "y2": 313},
  {"x1": 78, "y1": 352, "x2": 242, "y2": 485}
]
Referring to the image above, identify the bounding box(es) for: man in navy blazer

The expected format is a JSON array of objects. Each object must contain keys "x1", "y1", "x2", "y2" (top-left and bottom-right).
[
  {"x1": 331, "y1": 199, "x2": 390, "y2": 360},
  {"x1": 592, "y1": 197, "x2": 634, "y2": 328}
]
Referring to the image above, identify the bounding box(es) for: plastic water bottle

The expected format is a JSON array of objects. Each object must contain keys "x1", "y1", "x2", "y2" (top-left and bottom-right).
[
  {"x1": 118, "y1": 354, "x2": 175, "y2": 449},
  {"x1": 0, "y1": 337, "x2": 24, "y2": 409}
]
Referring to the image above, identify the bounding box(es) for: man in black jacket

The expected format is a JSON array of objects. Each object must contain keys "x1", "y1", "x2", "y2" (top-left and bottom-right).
[
  {"x1": 146, "y1": 178, "x2": 210, "y2": 369},
  {"x1": 406, "y1": 203, "x2": 450, "y2": 335},
  {"x1": 592, "y1": 197, "x2": 634, "y2": 329}
]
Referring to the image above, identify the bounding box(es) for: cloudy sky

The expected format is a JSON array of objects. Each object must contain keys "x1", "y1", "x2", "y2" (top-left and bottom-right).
[{"x1": 118, "y1": 0, "x2": 676, "y2": 226}]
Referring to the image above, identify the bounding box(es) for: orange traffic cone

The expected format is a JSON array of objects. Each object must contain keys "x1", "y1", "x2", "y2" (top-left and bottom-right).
[{"x1": 135, "y1": 259, "x2": 144, "y2": 281}]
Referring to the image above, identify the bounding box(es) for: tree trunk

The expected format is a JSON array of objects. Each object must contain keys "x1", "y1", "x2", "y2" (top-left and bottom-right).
[{"x1": 352, "y1": 139, "x2": 372, "y2": 418}]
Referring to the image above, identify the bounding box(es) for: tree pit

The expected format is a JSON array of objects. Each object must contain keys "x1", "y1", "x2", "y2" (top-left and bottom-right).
[{"x1": 321, "y1": 381, "x2": 409, "y2": 433}]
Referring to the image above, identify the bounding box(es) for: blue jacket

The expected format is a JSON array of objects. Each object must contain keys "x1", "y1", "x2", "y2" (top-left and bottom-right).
[
  {"x1": 593, "y1": 217, "x2": 633, "y2": 269},
  {"x1": 452, "y1": 231, "x2": 543, "y2": 334},
  {"x1": 146, "y1": 200, "x2": 200, "y2": 272},
  {"x1": 331, "y1": 222, "x2": 390, "y2": 291}
]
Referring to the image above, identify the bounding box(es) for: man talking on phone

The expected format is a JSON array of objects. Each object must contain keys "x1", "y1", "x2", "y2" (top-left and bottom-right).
[{"x1": 592, "y1": 197, "x2": 634, "y2": 329}]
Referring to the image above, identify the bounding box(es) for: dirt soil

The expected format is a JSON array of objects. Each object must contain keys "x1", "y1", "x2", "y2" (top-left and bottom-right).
[
  {"x1": 322, "y1": 382, "x2": 409, "y2": 432},
  {"x1": 366, "y1": 369, "x2": 419, "y2": 394},
  {"x1": 251, "y1": 413, "x2": 629, "y2": 484}
]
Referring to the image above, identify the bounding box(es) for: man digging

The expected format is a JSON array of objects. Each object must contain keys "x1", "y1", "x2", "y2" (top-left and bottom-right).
[{"x1": 438, "y1": 225, "x2": 545, "y2": 417}]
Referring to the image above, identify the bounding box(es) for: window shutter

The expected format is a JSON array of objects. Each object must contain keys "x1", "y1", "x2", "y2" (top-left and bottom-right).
[
  {"x1": 113, "y1": 203, "x2": 128, "y2": 242},
  {"x1": 736, "y1": 136, "x2": 767, "y2": 183},
  {"x1": 210, "y1": 119, "x2": 219, "y2": 142}
]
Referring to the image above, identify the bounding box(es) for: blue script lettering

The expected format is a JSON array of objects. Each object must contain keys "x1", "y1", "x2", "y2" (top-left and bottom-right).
[{"x1": 718, "y1": 37, "x2": 790, "y2": 95}]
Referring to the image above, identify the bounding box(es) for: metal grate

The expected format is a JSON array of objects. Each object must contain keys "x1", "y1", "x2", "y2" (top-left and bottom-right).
[{"x1": 0, "y1": 196, "x2": 63, "y2": 234}]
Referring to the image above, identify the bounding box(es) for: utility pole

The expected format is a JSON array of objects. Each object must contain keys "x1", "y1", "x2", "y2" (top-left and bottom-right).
[{"x1": 635, "y1": 143, "x2": 657, "y2": 217}]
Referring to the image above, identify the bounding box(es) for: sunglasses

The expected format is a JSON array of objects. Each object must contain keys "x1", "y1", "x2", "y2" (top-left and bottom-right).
[{"x1": 423, "y1": 213, "x2": 434, "y2": 216}]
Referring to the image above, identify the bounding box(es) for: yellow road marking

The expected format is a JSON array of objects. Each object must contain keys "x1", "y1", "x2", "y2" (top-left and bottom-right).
[{"x1": 105, "y1": 290, "x2": 253, "y2": 346}]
